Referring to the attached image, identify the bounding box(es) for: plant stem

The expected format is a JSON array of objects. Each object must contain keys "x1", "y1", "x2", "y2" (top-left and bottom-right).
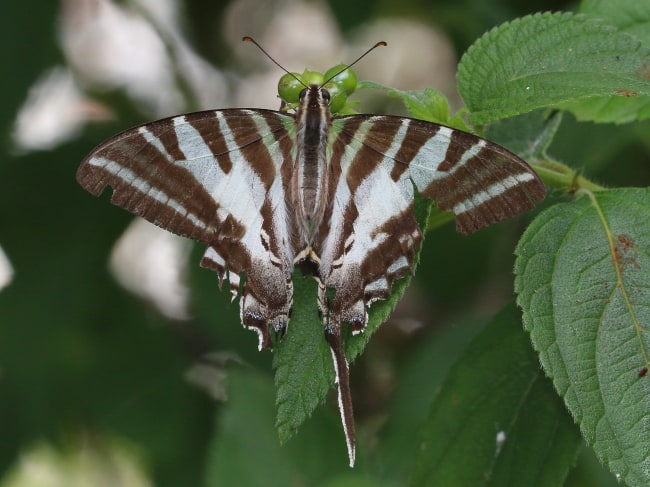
[{"x1": 531, "y1": 159, "x2": 605, "y2": 193}]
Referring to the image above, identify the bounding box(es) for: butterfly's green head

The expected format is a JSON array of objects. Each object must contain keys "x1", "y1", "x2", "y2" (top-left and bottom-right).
[
  {"x1": 245, "y1": 36, "x2": 383, "y2": 114},
  {"x1": 277, "y1": 66, "x2": 358, "y2": 114}
]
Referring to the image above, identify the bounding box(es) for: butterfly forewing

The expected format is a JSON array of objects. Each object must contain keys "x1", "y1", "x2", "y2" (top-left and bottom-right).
[{"x1": 334, "y1": 115, "x2": 546, "y2": 235}]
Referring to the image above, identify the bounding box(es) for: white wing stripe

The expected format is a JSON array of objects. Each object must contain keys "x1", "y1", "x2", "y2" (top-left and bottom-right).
[
  {"x1": 382, "y1": 118, "x2": 410, "y2": 160},
  {"x1": 139, "y1": 125, "x2": 173, "y2": 162},
  {"x1": 319, "y1": 178, "x2": 352, "y2": 272},
  {"x1": 203, "y1": 247, "x2": 226, "y2": 268},
  {"x1": 351, "y1": 169, "x2": 409, "y2": 259},
  {"x1": 253, "y1": 113, "x2": 295, "y2": 262},
  {"x1": 87, "y1": 156, "x2": 207, "y2": 230},
  {"x1": 269, "y1": 178, "x2": 294, "y2": 262},
  {"x1": 453, "y1": 172, "x2": 537, "y2": 214},
  {"x1": 251, "y1": 111, "x2": 285, "y2": 172},
  {"x1": 379, "y1": 119, "x2": 414, "y2": 201},
  {"x1": 365, "y1": 277, "x2": 388, "y2": 293},
  {"x1": 228, "y1": 271, "x2": 240, "y2": 301},
  {"x1": 172, "y1": 114, "x2": 224, "y2": 194},
  {"x1": 407, "y1": 126, "x2": 453, "y2": 191},
  {"x1": 387, "y1": 255, "x2": 409, "y2": 275},
  {"x1": 454, "y1": 138, "x2": 486, "y2": 174}
]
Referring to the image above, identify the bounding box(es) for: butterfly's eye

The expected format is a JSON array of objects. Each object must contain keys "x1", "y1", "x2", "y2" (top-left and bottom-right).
[
  {"x1": 321, "y1": 89, "x2": 331, "y2": 102},
  {"x1": 298, "y1": 88, "x2": 308, "y2": 101},
  {"x1": 322, "y1": 84, "x2": 348, "y2": 113},
  {"x1": 278, "y1": 72, "x2": 304, "y2": 104}
]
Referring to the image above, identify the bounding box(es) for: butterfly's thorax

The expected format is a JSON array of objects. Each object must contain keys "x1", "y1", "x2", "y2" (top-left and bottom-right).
[{"x1": 292, "y1": 86, "x2": 331, "y2": 245}]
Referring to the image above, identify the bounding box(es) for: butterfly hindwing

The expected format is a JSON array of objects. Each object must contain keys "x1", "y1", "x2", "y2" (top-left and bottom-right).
[{"x1": 315, "y1": 115, "x2": 423, "y2": 334}]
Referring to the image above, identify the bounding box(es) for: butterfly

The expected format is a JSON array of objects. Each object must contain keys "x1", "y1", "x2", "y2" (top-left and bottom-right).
[{"x1": 76, "y1": 38, "x2": 545, "y2": 466}]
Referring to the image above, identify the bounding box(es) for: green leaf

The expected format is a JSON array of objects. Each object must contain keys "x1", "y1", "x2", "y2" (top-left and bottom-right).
[
  {"x1": 412, "y1": 303, "x2": 581, "y2": 487},
  {"x1": 357, "y1": 81, "x2": 470, "y2": 131},
  {"x1": 515, "y1": 188, "x2": 650, "y2": 486},
  {"x1": 484, "y1": 109, "x2": 563, "y2": 160},
  {"x1": 378, "y1": 320, "x2": 484, "y2": 482},
  {"x1": 581, "y1": 0, "x2": 650, "y2": 45},
  {"x1": 317, "y1": 474, "x2": 393, "y2": 487},
  {"x1": 560, "y1": 95, "x2": 650, "y2": 124},
  {"x1": 458, "y1": 12, "x2": 650, "y2": 125},
  {"x1": 205, "y1": 367, "x2": 295, "y2": 486},
  {"x1": 391, "y1": 88, "x2": 451, "y2": 124},
  {"x1": 205, "y1": 365, "x2": 355, "y2": 485},
  {"x1": 273, "y1": 272, "x2": 334, "y2": 444}
]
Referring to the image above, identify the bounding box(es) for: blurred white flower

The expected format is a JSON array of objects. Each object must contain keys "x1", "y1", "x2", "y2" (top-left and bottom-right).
[
  {"x1": 59, "y1": 0, "x2": 228, "y2": 114},
  {"x1": 223, "y1": 0, "x2": 458, "y2": 110},
  {"x1": 350, "y1": 18, "x2": 458, "y2": 102},
  {"x1": 12, "y1": 67, "x2": 110, "y2": 152},
  {"x1": 1, "y1": 439, "x2": 151, "y2": 487},
  {"x1": 60, "y1": 0, "x2": 183, "y2": 114},
  {"x1": 184, "y1": 351, "x2": 243, "y2": 401},
  {"x1": 225, "y1": 0, "x2": 344, "y2": 109},
  {"x1": 0, "y1": 245, "x2": 14, "y2": 292},
  {"x1": 13, "y1": 0, "x2": 229, "y2": 152},
  {"x1": 109, "y1": 219, "x2": 191, "y2": 321}
]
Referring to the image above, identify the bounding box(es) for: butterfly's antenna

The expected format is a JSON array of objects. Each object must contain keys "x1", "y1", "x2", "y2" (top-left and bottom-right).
[
  {"x1": 242, "y1": 36, "x2": 308, "y2": 88},
  {"x1": 322, "y1": 41, "x2": 387, "y2": 86}
]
